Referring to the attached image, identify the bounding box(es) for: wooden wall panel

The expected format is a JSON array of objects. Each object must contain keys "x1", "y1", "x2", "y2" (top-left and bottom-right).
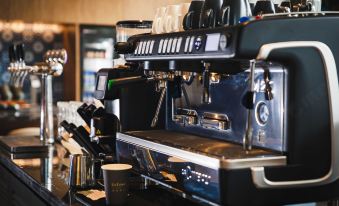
[
  {"x1": 0, "y1": 0, "x2": 191, "y2": 24},
  {"x1": 62, "y1": 24, "x2": 77, "y2": 101}
]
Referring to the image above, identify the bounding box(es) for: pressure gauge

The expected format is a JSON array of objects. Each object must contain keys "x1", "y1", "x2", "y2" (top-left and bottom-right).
[
  {"x1": 219, "y1": 34, "x2": 228, "y2": 51},
  {"x1": 256, "y1": 102, "x2": 269, "y2": 126}
]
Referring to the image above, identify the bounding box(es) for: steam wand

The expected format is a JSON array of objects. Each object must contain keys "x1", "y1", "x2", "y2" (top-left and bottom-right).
[
  {"x1": 243, "y1": 60, "x2": 256, "y2": 151},
  {"x1": 151, "y1": 80, "x2": 167, "y2": 128}
]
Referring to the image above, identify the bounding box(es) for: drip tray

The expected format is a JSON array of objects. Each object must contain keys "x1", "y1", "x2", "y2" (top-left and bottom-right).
[
  {"x1": 0, "y1": 136, "x2": 49, "y2": 154},
  {"x1": 119, "y1": 130, "x2": 286, "y2": 170}
]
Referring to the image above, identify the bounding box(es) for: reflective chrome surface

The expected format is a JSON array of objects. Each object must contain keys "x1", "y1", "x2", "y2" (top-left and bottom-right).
[
  {"x1": 169, "y1": 66, "x2": 287, "y2": 152},
  {"x1": 7, "y1": 49, "x2": 68, "y2": 144},
  {"x1": 68, "y1": 154, "x2": 96, "y2": 188},
  {"x1": 116, "y1": 130, "x2": 286, "y2": 205}
]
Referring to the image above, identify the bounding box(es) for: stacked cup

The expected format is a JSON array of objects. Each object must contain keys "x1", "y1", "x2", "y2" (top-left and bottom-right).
[
  {"x1": 152, "y1": 3, "x2": 191, "y2": 34},
  {"x1": 152, "y1": 7, "x2": 167, "y2": 34}
]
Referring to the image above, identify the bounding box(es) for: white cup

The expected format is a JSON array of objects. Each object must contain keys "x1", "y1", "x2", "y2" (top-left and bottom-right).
[
  {"x1": 152, "y1": 7, "x2": 167, "y2": 34},
  {"x1": 164, "y1": 4, "x2": 182, "y2": 33}
]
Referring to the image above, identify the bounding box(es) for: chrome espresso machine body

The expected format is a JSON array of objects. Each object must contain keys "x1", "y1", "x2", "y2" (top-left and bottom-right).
[{"x1": 95, "y1": 13, "x2": 339, "y2": 205}]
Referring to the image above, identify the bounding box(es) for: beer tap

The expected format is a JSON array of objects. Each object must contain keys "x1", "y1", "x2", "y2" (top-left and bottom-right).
[
  {"x1": 7, "y1": 45, "x2": 67, "y2": 144},
  {"x1": 8, "y1": 44, "x2": 27, "y2": 100},
  {"x1": 36, "y1": 49, "x2": 67, "y2": 144},
  {"x1": 16, "y1": 44, "x2": 28, "y2": 89},
  {"x1": 8, "y1": 44, "x2": 18, "y2": 87}
]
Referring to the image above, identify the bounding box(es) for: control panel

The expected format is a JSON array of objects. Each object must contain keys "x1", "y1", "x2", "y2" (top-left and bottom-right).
[
  {"x1": 181, "y1": 165, "x2": 213, "y2": 186},
  {"x1": 125, "y1": 27, "x2": 236, "y2": 61}
]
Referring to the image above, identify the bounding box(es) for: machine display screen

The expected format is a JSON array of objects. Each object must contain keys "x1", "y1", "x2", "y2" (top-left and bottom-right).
[
  {"x1": 96, "y1": 75, "x2": 107, "y2": 91},
  {"x1": 205, "y1": 33, "x2": 220, "y2": 52}
]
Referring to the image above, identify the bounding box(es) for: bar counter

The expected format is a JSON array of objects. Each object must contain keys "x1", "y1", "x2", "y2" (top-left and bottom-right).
[{"x1": 0, "y1": 141, "x2": 199, "y2": 206}]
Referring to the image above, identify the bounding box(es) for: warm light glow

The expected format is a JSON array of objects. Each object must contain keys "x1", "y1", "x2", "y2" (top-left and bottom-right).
[
  {"x1": 0, "y1": 21, "x2": 3, "y2": 32},
  {"x1": 0, "y1": 21, "x2": 63, "y2": 35},
  {"x1": 3, "y1": 22, "x2": 11, "y2": 30},
  {"x1": 50, "y1": 24, "x2": 63, "y2": 34},
  {"x1": 11, "y1": 20, "x2": 25, "y2": 33},
  {"x1": 32, "y1": 23, "x2": 46, "y2": 33}
]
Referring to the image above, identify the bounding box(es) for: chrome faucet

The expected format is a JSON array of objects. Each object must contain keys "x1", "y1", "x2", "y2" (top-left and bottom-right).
[{"x1": 8, "y1": 44, "x2": 67, "y2": 144}]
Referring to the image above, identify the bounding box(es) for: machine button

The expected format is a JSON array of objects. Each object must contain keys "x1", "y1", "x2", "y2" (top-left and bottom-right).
[
  {"x1": 167, "y1": 38, "x2": 173, "y2": 54},
  {"x1": 145, "y1": 40, "x2": 151, "y2": 55},
  {"x1": 171, "y1": 38, "x2": 178, "y2": 54},
  {"x1": 134, "y1": 42, "x2": 140, "y2": 55},
  {"x1": 184, "y1": 36, "x2": 190, "y2": 53},
  {"x1": 158, "y1": 39, "x2": 164, "y2": 54},
  {"x1": 189, "y1": 36, "x2": 195, "y2": 53},
  {"x1": 194, "y1": 36, "x2": 203, "y2": 51},
  {"x1": 162, "y1": 38, "x2": 169, "y2": 54},
  {"x1": 149, "y1": 40, "x2": 155, "y2": 55},
  {"x1": 141, "y1": 41, "x2": 147, "y2": 55},
  {"x1": 137, "y1": 41, "x2": 143, "y2": 55},
  {"x1": 176, "y1": 37, "x2": 183, "y2": 53}
]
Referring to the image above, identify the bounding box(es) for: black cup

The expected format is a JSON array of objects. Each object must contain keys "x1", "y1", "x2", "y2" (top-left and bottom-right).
[
  {"x1": 102, "y1": 164, "x2": 132, "y2": 205},
  {"x1": 183, "y1": 0, "x2": 205, "y2": 30},
  {"x1": 200, "y1": 0, "x2": 223, "y2": 28},
  {"x1": 219, "y1": 0, "x2": 252, "y2": 26},
  {"x1": 276, "y1": 0, "x2": 292, "y2": 13},
  {"x1": 250, "y1": 2, "x2": 255, "y2": 12},
  {"x1": 253, "y1": 0, "x2": 276, "y2": 16},
  {"x1": 281, "y1": 0, "x2": 292, "y2": 8}
]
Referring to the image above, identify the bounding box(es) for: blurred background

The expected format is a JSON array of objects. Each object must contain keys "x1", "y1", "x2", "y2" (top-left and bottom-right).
[
  {"x1": 0, "y1": 0, "x2": 338, "y2": 134},
  {"x1": 0, "y1": 0, "x2": 190, "y2": 135},
  {"x1": 0, "y1": 0, "x2": 191, "y2": 102}
]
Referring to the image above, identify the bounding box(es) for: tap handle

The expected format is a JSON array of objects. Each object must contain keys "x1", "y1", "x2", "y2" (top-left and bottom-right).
[
  {"x1": 16, "y1": 44, "x2": 25, "y2": 62},
  {"x1": 8, "y1": 44, "x2": 17, "y2": 63},
  {"x1": 57, "y1": 49, "x2": 68, "y2": 64},
  {"x1": 44, "y1": 49, "x2": 68, "y2": 64}
]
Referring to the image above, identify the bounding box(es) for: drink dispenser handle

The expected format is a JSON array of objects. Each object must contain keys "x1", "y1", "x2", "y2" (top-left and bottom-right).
[{"x1": 251, "y1": 41, "x2": 339, "y2": 188}]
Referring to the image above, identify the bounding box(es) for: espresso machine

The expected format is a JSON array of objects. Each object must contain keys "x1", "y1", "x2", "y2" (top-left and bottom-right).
[{"x1": 94, "y1": 1, "x2": 339, "y2": 205}]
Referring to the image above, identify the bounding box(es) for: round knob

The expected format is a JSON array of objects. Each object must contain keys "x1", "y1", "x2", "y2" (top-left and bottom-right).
[{"x1": 256, "y1": 102, "x2": 270, "y2": 125}]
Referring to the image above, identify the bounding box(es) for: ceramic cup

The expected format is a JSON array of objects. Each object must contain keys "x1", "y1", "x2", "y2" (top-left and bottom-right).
[
  {"x1": 163, "y1": 4, "x2": 182, "y2": 33},
  {"x1": 152, "y1": 7, "x2": 167, "y2": 34}
]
